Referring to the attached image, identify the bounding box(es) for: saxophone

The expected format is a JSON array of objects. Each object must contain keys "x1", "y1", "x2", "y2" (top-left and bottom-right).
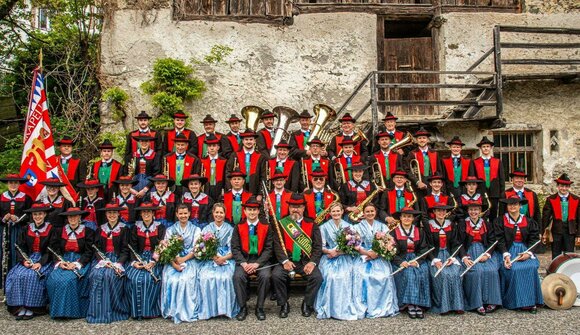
[
  {"x1": 348, "y1": 188, "x2": 382, "y2": 223},
  {"x1": 314, "y1": 186, "x2": 341, "y2": 225}
]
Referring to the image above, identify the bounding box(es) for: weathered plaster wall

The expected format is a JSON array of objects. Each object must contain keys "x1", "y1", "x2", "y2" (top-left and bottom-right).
[{"x1": 100, "y1": 10, "x2": 377, "y2": 132}]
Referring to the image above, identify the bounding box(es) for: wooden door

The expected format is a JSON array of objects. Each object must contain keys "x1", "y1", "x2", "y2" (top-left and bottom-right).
[{"x1": 383, "y1": 36, "x2": 438, "y2": 116}]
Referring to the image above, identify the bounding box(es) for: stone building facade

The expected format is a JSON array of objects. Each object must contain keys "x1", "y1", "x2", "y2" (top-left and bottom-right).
[{"x1": 99, "y1": 1, "x2": 579, "y2": 193}]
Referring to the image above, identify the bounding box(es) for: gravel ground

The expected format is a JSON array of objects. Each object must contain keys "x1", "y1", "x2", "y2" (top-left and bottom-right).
[{"x1": 2, "y1": 252, "x2": 579, "y2": 335}]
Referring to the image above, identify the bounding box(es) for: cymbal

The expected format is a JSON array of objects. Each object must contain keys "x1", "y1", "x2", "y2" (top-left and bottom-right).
[{"x1": 542, "y1": 273, "x2": 577, "y2": 310}]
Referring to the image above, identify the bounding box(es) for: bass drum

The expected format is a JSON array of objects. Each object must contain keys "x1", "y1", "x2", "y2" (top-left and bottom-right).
[{"x1": 548, "y1": 253, "x2": 580, "y2": 307}]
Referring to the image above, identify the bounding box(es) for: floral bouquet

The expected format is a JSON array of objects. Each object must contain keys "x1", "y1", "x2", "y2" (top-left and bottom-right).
[
  {"x1": 193, "y1": 232, "x2": 219, "y2": 261},
  {"x1": 371, "y1": 231, "x2": 397, "y2": 260},
  {"x1": 153, "y1": 235, "x2": 184, "y2": 264},
  {"x1": 335, "y1": 226, "x2": 362, "y2": 256}
]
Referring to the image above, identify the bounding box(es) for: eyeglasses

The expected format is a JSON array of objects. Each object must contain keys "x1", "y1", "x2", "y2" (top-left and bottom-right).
[{"x1": 312, "y1": 177, "x2": 325, "y2": 182}]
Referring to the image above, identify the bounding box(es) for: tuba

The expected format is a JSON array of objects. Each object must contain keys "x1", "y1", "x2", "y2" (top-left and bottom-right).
[
  {"x1": 389, "y1": 132, "x2": 415, "y2": 152},
  {"x1": 307, "y1": 104, "x2": 337, "y2": 150},
  {"x1": 241, "y1": 106, "x2": 264, "y2": 131},
  {"x1": 269, "y1": 106, "x2": 299, "y2": 157}
]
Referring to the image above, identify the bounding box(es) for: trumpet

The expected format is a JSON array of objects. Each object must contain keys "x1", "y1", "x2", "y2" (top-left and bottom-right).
[
  {"x1": 301, "y1": 159, "x2": 310, "y2": 190},
  {"x1": 410, "y1": 159, "x2": 422, "y2": 185},
  {"x1": 163, "y1": 157, "x2": 169, "y2": 177},
  {"x1": 314, "y1": 186, "x2": 341, "y2": 225},
  {"x1": 233, "y1": 156, "x2": 239, "y2": 171},
  {"x1": 333, "y1": 162, "x2": 345, "y2": 185},
  {"x1": 371, "y1": 161, "x2": 387, "y2": 189}
]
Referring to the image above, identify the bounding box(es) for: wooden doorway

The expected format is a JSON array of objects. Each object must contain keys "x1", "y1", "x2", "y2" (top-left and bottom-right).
[{"x1": 378, "y1": 18, "x2": 439, "y2": 116}]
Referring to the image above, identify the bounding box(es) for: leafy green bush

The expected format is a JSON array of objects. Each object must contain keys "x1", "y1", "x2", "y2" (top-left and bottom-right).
[{"x1": 102, "y1": 87, "x2": 129, "y2": 122}]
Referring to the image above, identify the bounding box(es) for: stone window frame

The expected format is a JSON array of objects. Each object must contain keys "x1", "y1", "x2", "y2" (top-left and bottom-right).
[{"x1": 491, "y1": 129, "x2": 542, "y2": 184}]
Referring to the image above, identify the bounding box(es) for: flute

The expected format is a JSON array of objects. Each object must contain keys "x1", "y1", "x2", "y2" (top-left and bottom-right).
[
  {"x1": 507, "y1": 240, "x2": 542, "y2": 267},
  {"x1": 460, "y1": 241, "x2": 498, "y2": 277},
  {"x1": 92, "y1": 244, "x2": 125, "y2": 278},
  {"x1": 389, "y1": 247, "x2": 435, "y2": 277},
  {"x1": 434, "y1": 245, "x2": 462, "y2": 278},
  {"x1": 47, "y1": 246, "x2": 84, "y2": 279},
  {"x1": 15, "y1": 244, "x2": 44, "y2": 278},
  {"x1": 127, "y1": 244, "x2": 160, "y2": 283}
]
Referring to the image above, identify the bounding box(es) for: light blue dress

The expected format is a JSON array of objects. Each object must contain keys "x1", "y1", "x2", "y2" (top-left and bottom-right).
[
  {"x1": 160, "y1": 222, "x2": 201, "y2": 323},
  {"x1": 198, "y1": 222, "x2": 239, "y2": 319},
  {"x1": 353, "y1": 219, "x2": 398, "y2": 318},
  {"x1": 315, "y1": 219, "x2": 362, "y2": 320}
]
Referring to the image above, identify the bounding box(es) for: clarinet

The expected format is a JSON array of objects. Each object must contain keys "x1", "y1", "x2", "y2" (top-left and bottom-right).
[
  {"x1": 92, "y1": 244, "x2": 125, "y2": 278},
  {"x1": 47, "y1": 246, "x2": 84, "y2": 279},
  {"x1": 14, "y1": 244, "x2": 45, "y2": 278},
  {"x1": 127, "y1": 244, "x2": 160, "y2": 283}
]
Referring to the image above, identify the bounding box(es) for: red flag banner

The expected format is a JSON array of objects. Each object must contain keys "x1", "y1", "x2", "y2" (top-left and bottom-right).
[{"x1": 19, "y1": 68, "x2": 78, "y2": 203}]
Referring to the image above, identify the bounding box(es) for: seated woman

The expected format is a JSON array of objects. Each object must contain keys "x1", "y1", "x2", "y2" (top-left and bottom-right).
[
  {"x1": 198, "y1": 203, "x2": 239, "y2": 320},
  {"x1": 458, "y1": 200, "x2": 502, "y2": 315},
  {"x1": 5, "y1": 203, "x2": 54, "y2": 320},
  {"x1": 86, "y1": 203, "x2": 130, "y2": 323},
  {"x1": 315, "y1": 202, "x2": 361, "y2": 320},
  {"x1": 495, "y1": 195, "x2": 543, "y2": 313},
  {"x1": 46, "y1": 207, "x2": 94, "y2": 319},
  {"x1": 390, "y1": 207, "x2": 430, "y2": 319},
  {"x1": 353, "y1": 203, "x2": 398, "y2": 318},
  {"x1": 161, "y1": 204, "x2": 201, "y2": 323},
  {"x1": 126, "y1": 202, "x2": 166, "y2": 320},
  {"x1": 425, "y1": 203, "x2": 464, "y2": 315}
]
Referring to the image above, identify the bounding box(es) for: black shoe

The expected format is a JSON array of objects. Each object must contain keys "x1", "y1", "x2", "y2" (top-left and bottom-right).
[
  {"x1": 255, "y1": 308, "x2": 266, "y2": 321},
  {"x1": 279, "y1": 302, "x2": 290, "y2": 318},
  {"x1": 301, "y1": 301, "x2": 313, "y2": 317},
  {"x1": 21, "y1": 314, "x2": 34, "y2": 320},
  {"x1": 416, "y1": 309, "x2": 425, "y2": 319},
  {"x1": 236, "y1": 306, "x2": 248, "y2": 321},
  {"x1": 408, "y1": 309, "x2": 417, "y2": 319},
  {"x1": 475, "y1": 307, "x2": 486, "y2": 316}
]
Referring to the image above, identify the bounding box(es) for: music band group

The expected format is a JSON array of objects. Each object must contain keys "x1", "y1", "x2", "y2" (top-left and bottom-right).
[{"x1": 0, "y1": 107, "x2": 578, "y2": 323}]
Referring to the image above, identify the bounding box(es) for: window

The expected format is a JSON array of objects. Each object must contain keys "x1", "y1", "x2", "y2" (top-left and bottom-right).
[
  {"x1": 493, "y1": 131, "x2": 539, "y2": 183},
  {"x1": 37, "y1": 8, "x2": 50, "y2": 31}
]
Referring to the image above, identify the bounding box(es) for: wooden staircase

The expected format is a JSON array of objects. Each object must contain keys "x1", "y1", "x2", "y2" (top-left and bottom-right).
[{"x1": 334, "y1": 25, "x2": 580, "y2": 142}]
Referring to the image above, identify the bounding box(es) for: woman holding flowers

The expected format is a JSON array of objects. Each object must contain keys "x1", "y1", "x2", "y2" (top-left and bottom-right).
[
  {"x1": 315, "y1": 203, "x2": 362, "y2": 320},
  {"x1": 160, "y1": 204, "x2": 201, "y2": 323},
  {"x1": 353, "y1": 203, "x2": 398, "y2": 318},
  {"x1": 126, "y1": 202, "x2": 166, "y2": 320},
  {"x1": 390, "y1": 207, "x2": 431, "y2": 319},
  {"x1": 198, "y1": 203, "x2": 239, "y2": 319}
]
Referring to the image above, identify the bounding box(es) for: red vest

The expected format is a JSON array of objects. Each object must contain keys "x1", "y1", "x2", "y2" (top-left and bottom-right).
[
  {"x1": 302, "y1": 157, "x2": 330, "y2": 184},
  {"x1": 197, "y1": 133, "x2": 223, "y2": 157},
  {"x1": 334, "y1": 135, "x2": 364, "y2": 156},
  {"x1": 201, "y1": 156, "x2": 228, "y2": 183},
  {"x1": 92, "y1": 160, "x2": 122, "y2": 188},
  {"x1": 336, "y1": 155, "x2": 362, "y2": 182},
  {"x1": 373, "y1": 151, "x2": 399, "y2": 179},
  {"x1": 223, "y1": 191, "x2": 252, "y2": 222},
  {"x1": 269, "y1": 190, "x2": 291, "y2": 218},
  {"x1": 63, "y1": 157, "x2": 81, "y2": 182},
  {"x1": 386, "y1": 189, "x2": 415, "y2": 212},
  {"x1": 413, "y1": 149, "x2": 438, "y2": 176},
  {"x1": 549, "y1": 196, "x2": 579, "y2": 222},
  {"x1": 268, "y1": 159, "x2": 296, "y2": 178},
  {"x1": 226, "y1": 133, "x2": 241, "y2": 153},
  {"x1": 304, "y1": 190, "x2": 335, "y2": 219},
  {"x1": 130, "y1": 130, "x2": 158, "y2": 153},
  {"x1": 474, "y1": 157, "x2": 500, "y2": 182},
  {"x1": 237, "y1": 221, "x2": 269, "y2": 255},
  {"x1": 442, "y1": 157, "x2": 471, "y2": 183},
  {"x1": 258, "y1": 128, "x2": 273, "y2": 150},
  {"x1": 166, "y1": 153, "x2": 197, "y2": 181},
  {"x1": 235, "y1": 151, "x2": 262, "y2": 176}
]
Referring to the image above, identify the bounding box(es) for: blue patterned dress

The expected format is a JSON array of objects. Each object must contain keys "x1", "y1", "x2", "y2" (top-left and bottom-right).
[
  {"x1": 198, "y1": 222, "x2": 239, "y2": 319},
  {"x1": 426, "y1": 219, "x2": 464, "y2": 314},
  {"x1": 86, "y1": 223, "x2": 130, "y2": 323},
  {"x1": 353, "y1": 219, "x2": 398, "y2": 318},
  {"x1": 5, "y1": 222, "x2": 53, "y2": 314},
  {"x1": 315, "y1": 219, "x2": 361, "y2": 320},
  {"x1": 160, "y1": 222, "x2": 201, "y2": 323},
  {"x1": 46, "y1": 224, "x2": 94, "y2": 319}
]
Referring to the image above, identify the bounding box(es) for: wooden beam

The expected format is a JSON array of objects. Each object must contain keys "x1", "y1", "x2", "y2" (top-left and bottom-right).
[
  {"x1": 172, "y1": 14, "x2": 289, "y2": 24},
  {"x1": 377, "y1": 100, "x2": 497, "y2": 106},
  {"x1": 440, "y1": 5, "x2": 520, "y2": 13},
  {"x1": 498, "y1": 26, "x2": 580, "y2": 35},
  {"x1": 500, "y1": 42, "x2": 580, "y2": 49},
  {"x1": 502, "y1": 72, "x2": 580, "y2": 81},
  {"x1": 376, "y1": 83, "x2": 495, "y2": 89},
  {"x1": 293, "y1": 3, "x2": 433, "y2": 16},
  {"x1": 502, "y1": 59, "x2": 580, "y2": 65}
]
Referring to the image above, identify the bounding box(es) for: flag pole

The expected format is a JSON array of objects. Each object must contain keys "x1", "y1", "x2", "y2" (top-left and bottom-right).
[{"x1": 39, "y1": 49, "x2": 43, "y2": 70}]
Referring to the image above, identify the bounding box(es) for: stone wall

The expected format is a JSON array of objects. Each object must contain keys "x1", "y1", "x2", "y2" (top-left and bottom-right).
[{"x1": 100, "y1": 10, "x2": 377, "y2": 131}]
